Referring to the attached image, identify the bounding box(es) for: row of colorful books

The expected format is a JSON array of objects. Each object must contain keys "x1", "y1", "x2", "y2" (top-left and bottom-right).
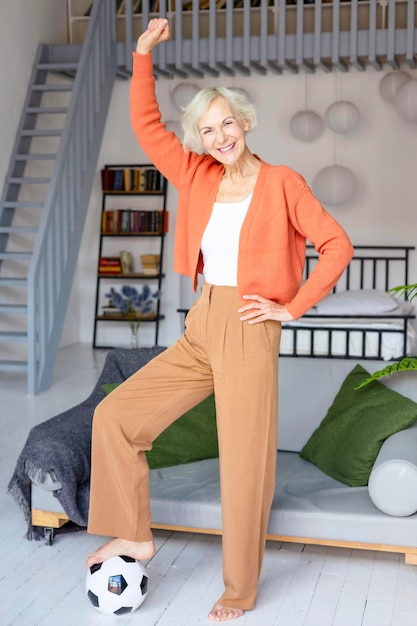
[
  {"x1": 101, "y1": 209, "x2": 169, "y2": 234},
  {"x1": 101, "y1": 167, "x2": 165, "y2": 193}
]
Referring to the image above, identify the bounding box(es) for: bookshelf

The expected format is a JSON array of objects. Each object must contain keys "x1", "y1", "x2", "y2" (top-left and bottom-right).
[{"x1": 93, "y1": 163, "x2": 168, "y2": 349}]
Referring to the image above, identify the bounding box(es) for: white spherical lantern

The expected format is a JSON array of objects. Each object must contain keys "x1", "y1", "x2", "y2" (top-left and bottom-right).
[
  {"x1": 170, "y1": 83, "x2": 200, "y2": 113},
  {"x1": 379, "y1": 71, "x2": 410, "y2": 103},
  {"x1": 290, "y1": 110, "x2": 324, "y2": 142},
  {"x1": 325, "y1": 101, "x2": 360, "y2": 134},
  {"x1": 394, "y1": 79, "x2": 417, "y2": 123},
  {"x1": 313, "y1": 165, "x2": 357, "y2": 206}
]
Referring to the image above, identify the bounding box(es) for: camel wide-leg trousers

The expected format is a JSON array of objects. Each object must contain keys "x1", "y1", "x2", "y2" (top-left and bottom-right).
[{"x1": 88, "y1": 283, "x2": 281, "y2": 610}]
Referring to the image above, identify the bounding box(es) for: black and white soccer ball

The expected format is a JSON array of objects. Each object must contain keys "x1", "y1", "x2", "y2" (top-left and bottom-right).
[{"x1": 85, "y1": 555, "x2": 149, "y2": 615}]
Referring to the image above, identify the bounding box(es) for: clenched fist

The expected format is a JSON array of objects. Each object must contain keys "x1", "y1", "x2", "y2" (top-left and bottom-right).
[{"x1": 136, "y1": 18, "x2": 171, "y2": 55}]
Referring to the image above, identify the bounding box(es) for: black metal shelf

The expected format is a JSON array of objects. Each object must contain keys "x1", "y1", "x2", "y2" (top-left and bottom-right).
[{"x1": 93, "y1": 163, "x2": 168, "y2": 349}]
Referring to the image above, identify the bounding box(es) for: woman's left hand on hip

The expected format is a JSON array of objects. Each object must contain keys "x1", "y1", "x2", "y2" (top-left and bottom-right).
[{"x1": 238, "y1": 294, "x2": 294, "y2": 324}]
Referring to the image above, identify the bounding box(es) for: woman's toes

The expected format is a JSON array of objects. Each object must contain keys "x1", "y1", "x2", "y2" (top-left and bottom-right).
[{"x1": 208, "y1": 604, "x2": 245, "y2": 621}]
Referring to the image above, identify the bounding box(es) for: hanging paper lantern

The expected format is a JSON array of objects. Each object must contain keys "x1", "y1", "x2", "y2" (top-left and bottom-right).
[
  {"x1": 290, "y1": 110, "x2": 324, "y2": 142},
  {"x1": 325, "y1": 101, "x2": 360, "y2": 134},
  {"x1": 394, "y1": 79, "x2": 417, "y2": 123},
  {"x1": 379, "y1": 71, "x2": 410, "y2": 103},
  {"x1": 313, "y1": 165, "x2": 357, "y2": 206},
  {"x1": 170, "y1": 83, "x2": 200, "y2": 112}
]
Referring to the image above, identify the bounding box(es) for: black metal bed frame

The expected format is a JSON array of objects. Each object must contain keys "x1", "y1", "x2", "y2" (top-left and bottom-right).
[
  {"x1": 281, "y1": 245, "x2": 416, "y2": 360},
  {"x1": 177, "y1": 245, "x2": 416, "y2": 361}
]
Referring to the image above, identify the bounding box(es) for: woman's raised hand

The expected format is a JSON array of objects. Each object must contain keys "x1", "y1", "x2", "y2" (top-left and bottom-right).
[{"x1": 136, "y1": 18, "x2": 171, "y2": 55}]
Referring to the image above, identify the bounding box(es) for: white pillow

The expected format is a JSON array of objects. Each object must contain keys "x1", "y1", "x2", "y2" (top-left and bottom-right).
[
  {"x1": 316, "y1": 289, "x2": 398, "y2": 315},
  {"x1": 368, "y1": 424, "x2": 417, "y2": 517}
]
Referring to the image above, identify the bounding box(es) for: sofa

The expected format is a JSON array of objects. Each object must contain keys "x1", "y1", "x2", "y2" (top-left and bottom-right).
[{"x1": 8, "y1": 348, "x2": 417, "y2": 564}]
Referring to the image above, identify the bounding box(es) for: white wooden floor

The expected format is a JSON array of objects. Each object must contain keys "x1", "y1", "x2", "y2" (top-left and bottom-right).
[{"x1": 1, "y1": 344, "x2": 416, "y2": 626}]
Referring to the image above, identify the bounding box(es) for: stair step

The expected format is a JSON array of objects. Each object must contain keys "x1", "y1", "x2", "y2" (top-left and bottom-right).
[
  {"x1": 32, "y1": 84, "x2": 73, "y2": 92},
  {"x1": 0, "y1": 331, "x2": 27, "y2": 343},
  {"x1": 15, "y1": 153, "x2": 56, "y2": 161},
  {"x1": 0, "y1": 359, "x2": 27, "y2": 372},
  {"x1": 9, "y1": 177, "x2": 51, "y2": 184},
  {"x1": 27, "y1": 106, "x2": 68, "y2": 114},
  {"x1": 0, "y1": 304, "x2": 27, "y2": 313},
  {"x1": 0, "y1": 226, "x2": 38, "y2": 234},
  {"x1": 0, "y1": 252, "x2": 32, "y2": 260},
  {"x1": 38, "y1": 62, "x2": 78, "y2": 71},
  {"x1": 21, "y1": 129, "x2": 63, "y2": 137},
  {"x1": 0, "y1": 277, "x2": 28, "y2": 286},
  {"x1": 3, "y1": 201, "x2": 44, "y2": 208}
]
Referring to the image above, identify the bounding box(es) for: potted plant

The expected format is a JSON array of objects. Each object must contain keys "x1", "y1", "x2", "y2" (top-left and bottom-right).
[{"x1": 105, "y1": 285, "x2": 160, "y2": 348}]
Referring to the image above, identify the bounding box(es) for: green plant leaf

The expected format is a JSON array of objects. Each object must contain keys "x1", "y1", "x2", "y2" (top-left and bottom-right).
[
  {"x1": 388, "y1": 283, "x2": 417, "y2": 301},
  {"x1": 355, "y1": 357, "x2": 417, "y2": 389}
]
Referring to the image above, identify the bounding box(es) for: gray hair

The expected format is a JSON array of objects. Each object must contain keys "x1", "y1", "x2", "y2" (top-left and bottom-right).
[{"x1": 181, "y1": 86, "x2": 257, "y2": 152}]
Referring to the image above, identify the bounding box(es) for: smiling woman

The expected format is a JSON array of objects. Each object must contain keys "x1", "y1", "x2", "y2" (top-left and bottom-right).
[
  {"x1": 85, "y1": 17, "x2": 354, "y2": 624},
  {"x1": 181, "y1": 85, "x2": 257, "y2": 153}
]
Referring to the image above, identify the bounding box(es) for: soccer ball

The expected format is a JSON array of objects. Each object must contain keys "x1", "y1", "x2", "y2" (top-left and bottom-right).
[{"x1": 85, "y1": 555, "x2": 149, "y2": 615}]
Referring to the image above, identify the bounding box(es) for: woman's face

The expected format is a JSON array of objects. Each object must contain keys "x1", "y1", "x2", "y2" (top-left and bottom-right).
[{"x1": 198, "y1": 96, "x2": 249, "y2": 165}]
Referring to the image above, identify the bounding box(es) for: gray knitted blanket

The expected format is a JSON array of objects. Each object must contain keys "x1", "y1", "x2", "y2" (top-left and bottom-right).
[{"x1": 8, "y1": 347, "x2": 166, "y2": 540}]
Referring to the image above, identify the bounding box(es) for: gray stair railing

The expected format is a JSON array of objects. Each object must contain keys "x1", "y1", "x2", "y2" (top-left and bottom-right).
[
  {"x1": 119, "y1": 0, "x2": 417, "y2": 76},
  {"x1": 27, "y1": 0, "x2": 117, "y2": 395}
]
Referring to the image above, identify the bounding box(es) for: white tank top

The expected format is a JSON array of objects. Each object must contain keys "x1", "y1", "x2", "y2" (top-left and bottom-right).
[{"x1": 201, "y1": 194, "x2": 252, "y2": 286}]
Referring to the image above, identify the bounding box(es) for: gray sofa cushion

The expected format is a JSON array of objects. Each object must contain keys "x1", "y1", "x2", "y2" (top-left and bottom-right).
[{"x1": 149, "y1": 452, "x2": 417, "y2": 547}]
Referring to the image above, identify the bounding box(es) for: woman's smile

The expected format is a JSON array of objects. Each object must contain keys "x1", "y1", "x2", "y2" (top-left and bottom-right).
[{"x1": 218, "y1": 142, "x2": 236, "y2": 154}]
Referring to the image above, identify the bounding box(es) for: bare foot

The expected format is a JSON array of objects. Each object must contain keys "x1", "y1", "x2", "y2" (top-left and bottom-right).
[
  {"x1": 86, "y1": 538, "x2": 155, "y2": 568},
  {"x1": 208, "y1": 604, "x2": 245, "y2": 621}
]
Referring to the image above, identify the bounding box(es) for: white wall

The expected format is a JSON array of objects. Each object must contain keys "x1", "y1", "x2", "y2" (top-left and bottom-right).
[
  {"x1": 0, "y1": 0, "x2": 68, "y2": 187},
  {"x1": 0, "y1": 1, "x2": 75, "y2": 349},
  {"x1": 77, "y1": 62, "x2": 417, "y2": 348}
]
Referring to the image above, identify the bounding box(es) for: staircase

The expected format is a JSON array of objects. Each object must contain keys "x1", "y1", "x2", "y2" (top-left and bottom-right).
[
  {"x1": 0, "y1": 0, "x2": 117, "y2": 394},
  {"x1": 0, "y1": 47, "x2": 78, "y2": 377}
]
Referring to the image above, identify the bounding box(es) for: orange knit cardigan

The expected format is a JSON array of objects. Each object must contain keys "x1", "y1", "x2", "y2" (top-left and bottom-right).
[{"x1": 130, "y1": 53, "x2": 354, "y2": 319}]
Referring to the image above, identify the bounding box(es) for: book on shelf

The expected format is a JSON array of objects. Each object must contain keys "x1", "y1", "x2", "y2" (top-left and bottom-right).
[
  {"x1": 101, "y1": 167, "x2": 165, "y2": 193},
  {"x1": 101, "y1": 209, "x2": 169, "y2": 234},
  {"x1": 99, "y1": 256, "x2": 121, "y2": 265},
  {"x1": 99, "y1": 256, "x2": 122, "y2": 274},
  {"x1": 141, "y1": 267, "x2": 160, "y2": 276},
  {"x1": 140, "y1": 254, "x2": 161, "y2": 264},
  {"x1": 140, "y1": 253, "x2": 161, "y2": 276},
  {"x1": 101, "y1": 306, "x2": 120, "y2": 316},
  {"x1": 113, "y1": 169, "x2": 124, "y2": 191},
  {"x1": 101, "y1": 168, "x2": 116, "y2": 191}
]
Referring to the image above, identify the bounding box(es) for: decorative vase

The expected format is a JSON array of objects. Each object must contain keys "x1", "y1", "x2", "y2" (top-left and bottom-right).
[{"x1": 129, "y1": 321, "x2": 140, "y2": 349}]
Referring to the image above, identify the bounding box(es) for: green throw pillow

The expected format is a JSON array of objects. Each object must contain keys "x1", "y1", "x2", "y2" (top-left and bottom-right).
[
  {"x1": 299, "y1": 364, "x2": 417, "y2": 487},
  {"x1": 101, "y1": 384, "x2": 218, "y2": 469}
]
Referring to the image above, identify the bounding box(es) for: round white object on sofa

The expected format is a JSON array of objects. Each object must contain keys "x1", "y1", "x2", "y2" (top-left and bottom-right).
[{"x1": 368, "y1": 424, "x2": 417, "y2": 517}]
